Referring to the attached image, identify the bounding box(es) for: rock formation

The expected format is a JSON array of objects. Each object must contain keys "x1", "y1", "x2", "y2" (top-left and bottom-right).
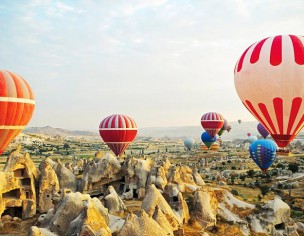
[
  {"x1": 65, "y1": 200, "x2": 111, "y2": 236},
  {"x1": 192, "y1": 188, "x2": 218, "y2": 229},
  {"x1": 34, "y1": 192, "x2": 110, "y2": 235},
  {"x1": 142, "y1": 184, "x2": 180, "y2": 229},
  {"x1": 55, "y1": 162, "x2": 77, "y2": 192},
  {"x1": 104, "y1": 186, "x2": 127, "y2": 216},
  {"x1": 0, "y1": 148, "x2": 38, "y2": 219},
  {"x1": 38, "y1": 160, "x2": 60, "y2": 213},
  {"x1": 79, "y1": 153, "x2": 123, "y2": 193},
  {"x1": 118, "y1": 210, "x2": 168, "y2": 236}
]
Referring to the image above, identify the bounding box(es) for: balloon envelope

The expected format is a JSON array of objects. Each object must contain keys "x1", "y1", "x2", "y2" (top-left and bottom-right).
[
  {"x1": 249, "y1": 139, "x2": 277, "y2": 172},
  {"x1": 99, "y1": 114, "x2": 137, "y2": 156},
  {"x1": 201, "y1": 142, "x2": 220, "y2": 151},
  {"x1": 238, "y1": 119, "x2": 242, "y2": 124},
  {"x1": 248, "y1": 136, "x2": 258, "y2": 143},
  {"x1": 201, "y1": 132, "x2": 217, "y2": 149},
  {"x1": 0, "y1": 70, "x2": 35, "y2": 155},
  {"x1": 201, "y1": 112, "x2": 224, "y2": 138},
  {"x1": 234, "y1": 35, "x2": 304, "y2": 148},
  {"x1": 257, "y1": 123, "x2": 269, "y2": 138},
  {"x1": 247, "y1": 132, "x2": 251, "y2": 137},
  {"x1": 218, "y1": 119, "x2": 228, "y2": 136},
  {"x1": 184, "y1": 138, "x2": 195, "y2": 150},
  {"x1": 227, "y1": 125, "x2": 232, "y2": 132}
]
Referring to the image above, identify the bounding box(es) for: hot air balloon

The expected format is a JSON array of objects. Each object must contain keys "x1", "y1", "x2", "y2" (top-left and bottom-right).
[
  {"x1": 184, "y1": 138, "x2": 195, "y2": 151},
  {"x1": 257, "y1": 123, "x2": 269, "y2": 138},
  {"x1": 99, "y1": 114, "x2": 137, "y2": 157},
  {"x1": 201, "y1": 112, "x2": 224, "y2": 137},
  {"x1": 227, "y1": 125, "x2": 232, "y2": 132},
  {"x1": 234, "y1": 35, "x2": 304, "y2": 148},
  {"x1": 248, "y1": 135, "x2": 257, "y2": 143},
  {"x1": 249, "y1": 139, "x2": 277, "y2": 172},
  {"x1": 238, "y1": 119, "x2": 242, "y2": 124},
  {"x1": 0, "y1": 70, "x2": 35, "y2": 155},
  {"x1": 218, "y1": 119, "x2": 228, "y2": 137},
  {"x1": 201, "y1": 142, "x2": 220, "y2": 151},
  {"x1": 201, "y1": 132, "x2": 217, "y2": 149},
  {"x1": 247, "y1": 132, "x2": 251, "y2": 137}
]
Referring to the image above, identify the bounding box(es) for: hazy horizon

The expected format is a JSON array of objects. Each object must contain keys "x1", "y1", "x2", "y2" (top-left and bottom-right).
[{"x1": 1, "y1": 1, "x2": 303, "y2": 130}]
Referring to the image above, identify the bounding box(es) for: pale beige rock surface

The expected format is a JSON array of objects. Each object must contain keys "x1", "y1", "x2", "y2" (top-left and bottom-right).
[
  {"x1": 38, "y1": 160, "x2": 60, "y2": 213},
  {"x1": 118, "y1": 210, "x2": 168, "y2": 236}
]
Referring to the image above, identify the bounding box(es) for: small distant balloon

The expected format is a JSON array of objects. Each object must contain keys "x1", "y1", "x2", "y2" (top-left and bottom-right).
[
  {"x1": 257, "y1": 123, "x2": 269, "y2": 139},
  {"x1": 184, "y1": 138, "x2": 195, "y2": 151},
  {"x1": 249, "y1": 139, "x2": 277, "y2": 172},
  {"x1": 247, "y1": 132, "x2": 251, "y2": 137},
  {"x1": 238, "y1": 119, "x2": 242, "y2": 124}
]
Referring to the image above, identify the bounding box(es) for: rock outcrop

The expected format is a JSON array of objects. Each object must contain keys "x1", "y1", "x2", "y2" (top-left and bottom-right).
[
  {"x1": 35, "y1": 192, "x2": 110, "y2": 235},
  {"x1": 55, "y1": 162, "x2": 77, "y2": 192},
  {"x1": 104, "y1": 186, "x2": 127, "y2": 216},
  {"x1": 79, "y1": 153, "x2": 123, "y2": 193},
  {"x1": 65, "y1": 200, "x2": 111, "y2": 236},
  {"x1": 118, "y1": 210, "x2": 168, "y2": 236},
  {"x1": 192, "y1": 188, "x2": 218, "y2": 229},
  {"x1": 0, "y1": 148, "x2": 38, "y2": 219},
  {"x1": 142, "y1": 184, "x2": 180, "y2": 229},
  {"x1": 38, "y1": 160, "x2": 60, "y2": 213}
]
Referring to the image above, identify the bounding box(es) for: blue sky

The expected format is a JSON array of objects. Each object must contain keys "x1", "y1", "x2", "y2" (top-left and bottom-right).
[{"x1": 0, "y1": 0, "x2": 303, "y2": 130}]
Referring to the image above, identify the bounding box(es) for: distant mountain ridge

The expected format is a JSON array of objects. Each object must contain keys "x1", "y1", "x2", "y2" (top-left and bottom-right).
[
  {"x1": 24, "y1": 126, "x2": 98, "y2": 137},
  {"x1": 24, "y1": 122, "x2": 304, "y2": 140}
]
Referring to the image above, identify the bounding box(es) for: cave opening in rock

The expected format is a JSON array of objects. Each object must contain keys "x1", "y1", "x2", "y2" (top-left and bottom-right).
[
  {"x1": 275, "y1": 222, "x2": 285, "y2": 230},
  {"x1": 14, "y1": 168, "x2": 26, "y2": 178},
  {"x1": 21, "y1": 178, "x2": 31, "y2": 186},
  {"x1": 133, "y1": 189, "x2": 138, "y2": 198},
  {"x1": 3, "y1": 207, "x2": 23, "y2": 218},
  {"x1": 173, "y1": 196, "x2": 178, "y2": 202},
  {"x1": 2, "y1": 189, "x2": 20, "y2": 199}
]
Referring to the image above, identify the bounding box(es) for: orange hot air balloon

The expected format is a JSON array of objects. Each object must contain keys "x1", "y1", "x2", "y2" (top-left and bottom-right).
[
  {"x1": 234, "y1": 35, "x2": 304, "y2": 148},
  {"x1": 0, "y1": 70, "x2": 35, "y2": 155}
]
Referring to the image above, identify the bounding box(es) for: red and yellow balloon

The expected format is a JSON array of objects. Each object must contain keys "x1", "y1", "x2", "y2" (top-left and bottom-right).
[
  {"x1": 0, "y1": 70, "x2": 35, "y2": 155},
  {"x1": 234, "y1": 35, "x2": 304, "y2": 148}
]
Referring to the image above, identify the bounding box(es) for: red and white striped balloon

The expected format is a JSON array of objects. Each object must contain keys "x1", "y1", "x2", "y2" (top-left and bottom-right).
[
  {"x1": 0, "y1": 70, "x2": 35, "y2": 155},
  {"x1": 99, "y1": 114, "x2": 137, "y2": 157},
  {"x1": 201, "y1": 112, "x2": 224, "y2": 138},
  {"x1": 234, "y1": 35, "x2": 304, "y2": 148}
]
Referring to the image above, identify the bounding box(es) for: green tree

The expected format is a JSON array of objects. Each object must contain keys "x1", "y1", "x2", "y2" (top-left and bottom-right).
[
  {"x1": 288, "y1": 163, "x2": 299, "y2": 173},
  {"x1": 247, "y1": 169, "x2": 255, "y2": 178},
  {"x1": 276, "y1": 163, "x2": 285, "y2": 169},
  {"x1": 259, "y1": 185, "x2": 270, "y2": 197}
]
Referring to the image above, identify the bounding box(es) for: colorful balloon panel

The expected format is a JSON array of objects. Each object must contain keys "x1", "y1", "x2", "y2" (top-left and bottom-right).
[
  {"x1": 234, "y1": 35, "x2": 304, "y2": 148},
  {"x1": 257, "y1": 123, "x2": 269, "y2": 138},
  {"x1": 201, "y1": 132, "x2": 217, "y2": 149},
  {"x1": 218, "y1": 119, "x2": 228, "y2": 137},
  {"x1": 201, "y1": 112, "x2": 224, "y2": 137},
  {"x1": 99, "y1": 114, "x2": 137, "y2": 156},
  {"x1": 249, "y1": 140, "x2": 277, "y2": 172},
  {"x1": 0, "y1": 70, "x2": 35, "y2": 155},
  {"x1": 201, "y1": 142, "x2": 220, "y2": 151}
]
